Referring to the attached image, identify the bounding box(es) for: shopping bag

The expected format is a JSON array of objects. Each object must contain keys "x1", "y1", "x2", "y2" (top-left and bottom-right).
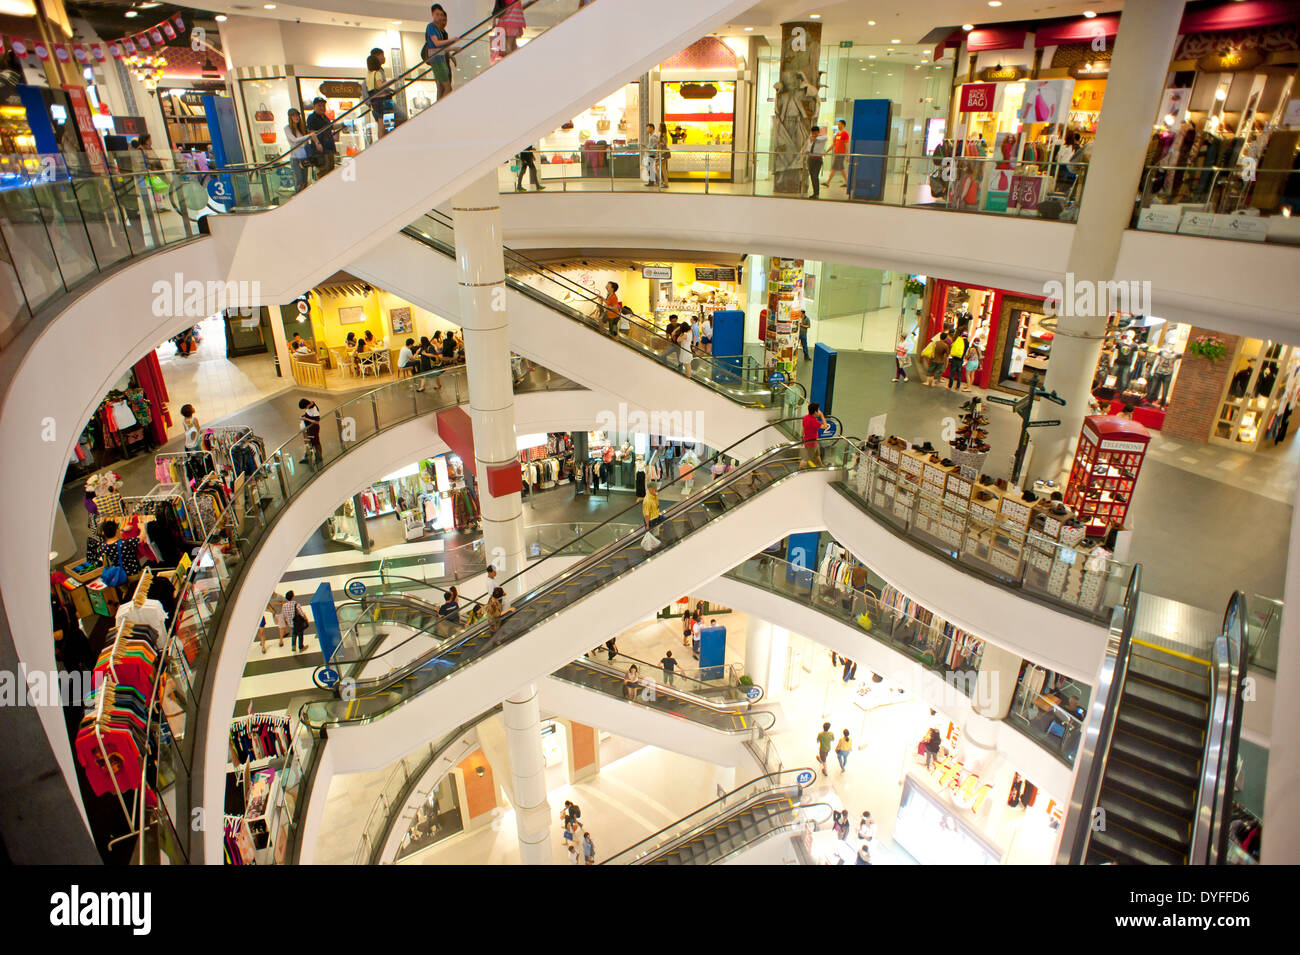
[
  {"x1": 641, "y1": 531, "x2": 660, "y2": 552},
  {"x1": 640, "y1": 157, "x2": 651, "y2": 184}
]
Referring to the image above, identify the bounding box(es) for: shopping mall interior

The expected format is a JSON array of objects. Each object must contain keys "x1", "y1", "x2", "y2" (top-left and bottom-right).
[{"x1": 1, "y1": 0, "x2": 1297, "y2": 891}]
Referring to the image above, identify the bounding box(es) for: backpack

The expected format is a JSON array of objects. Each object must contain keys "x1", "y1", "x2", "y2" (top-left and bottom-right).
[{"x1": 101, "y1": 540, "x2": 128, "y2": 588}]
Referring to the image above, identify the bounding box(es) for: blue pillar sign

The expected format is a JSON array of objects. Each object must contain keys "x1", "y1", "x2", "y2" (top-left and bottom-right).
[{"x1": 310, "y1": 582, "x2": 342, "y2": 667}]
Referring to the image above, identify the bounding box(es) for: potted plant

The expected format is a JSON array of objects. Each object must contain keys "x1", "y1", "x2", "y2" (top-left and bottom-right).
[{"x1": 1188, "y1": 335, "x2": 1228, "y2": 362}]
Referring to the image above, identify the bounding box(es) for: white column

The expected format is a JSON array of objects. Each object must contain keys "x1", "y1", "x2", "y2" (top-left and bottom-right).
[
  {"x1": 271, "y1": 305, "x2": 295, "y2": 379},
  {"x1": 451, "y1": 171, "x2": 549, "y2": 863},
  {"x1": 744, "y1": 618, "x2": 772, "y2": 694},
  {"x1": 1033, "y1": 0, "x2": 1187, "y2": 480},
  {"x1": 1263, "y1": 491, "x2": 1300, "y2": 863},
  {"x1": 503, "y1": 683, "x2": 552, "y2": 865}
]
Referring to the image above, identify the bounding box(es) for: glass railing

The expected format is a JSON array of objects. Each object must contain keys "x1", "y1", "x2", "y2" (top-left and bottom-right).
[
  {"x1": 1005, "y1": 672, "x2": 1088, "y2": 768},
  {"x1": 600, "y1": 650, "x2": 755, "y2": 704},
  {"x1": 841, "y1": 446, "x2": 1128, "y2": 623},
  {"x1": 1134, "y1": 162, "x2": 1298, "y2": 240},
  {"x1": 498, "y1": 147, "x2": 1087, "y2": 219},
  {"x1": 1242, "y1": 593, "x2": 1281, "y2": 676},
  {"x1": 404, "y1": 210, "x2": 806, "y2": 415},
  {"x1": 601, "y1": 768, "x2": 812, "y2": 865},
  {"x1": 128, "y1": 363, "x2": 581, "y2": 863},
  {"x1": 0, "y1": 0, "x2": 590, "y2": 349},
  {"x1": 726, "y1": 551, "x2": 987, "y2": 698},
  {"x1": 353, "y1": 705, "x2": 503, "y2": 865},
  {"x1": 300, "y1": 431, "x2": 855, "y2": 732}
]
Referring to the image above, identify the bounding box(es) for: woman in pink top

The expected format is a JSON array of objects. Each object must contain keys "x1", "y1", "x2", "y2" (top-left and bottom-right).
[{"x1": 491, "y1": 0, "x2": 526, "y2": 61}]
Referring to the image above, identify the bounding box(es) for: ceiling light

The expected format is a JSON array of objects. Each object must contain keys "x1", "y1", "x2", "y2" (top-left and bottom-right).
[
  {"x1": 809, "y1": 13, "x2": 821, "y2": 18},
  {"x1": 868, "y1": 54, "x2": 875, "y2": 58},
  {"x1": 744, "y1": 26, "x2": 753, "y2": 31},
  {"x1": 1083, "y1": 10, "x2": 1097, "y2": 17},
  {"x1": 264, "y1": 3, "x2": 276, "y2": 8},
  {"x1": 392, "y1": 20, "x2": 403, "y2": 25},
  {"x1": 1214, "y1": 87, "x2": 1228, "y2": 101},
  {"x1": 891, "y1": 38, "x2": 901, "y2": 44},
  {"x1": 124, "y1": 9, "x2": 138, "y2": 16},
  {"x1": 962, "y1": 23, "x2": 974, "y2": 31},
  {"x1": 867, "y1": 19, "x2": 876, "y2": 26},
  {"x1": 988, "y1": 1, "x2": 1001, "y2": 6},
  {"x1": 215, "y1": 13, "x2": 228, "y2": 21}
]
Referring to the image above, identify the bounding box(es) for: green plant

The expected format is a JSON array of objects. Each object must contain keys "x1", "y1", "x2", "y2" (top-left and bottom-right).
[
  {"x1": 1188, "y1": 335, "x2": 1228, "y2": 362},
  {"x1": 738, "y1": 674, "x2": 754, "y2": 687},
  {"x1": 903, "y1": 277, "x2": 926, "y2": 299}
]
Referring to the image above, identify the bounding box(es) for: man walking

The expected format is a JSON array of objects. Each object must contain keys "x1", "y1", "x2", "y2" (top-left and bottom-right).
[
  {"x1": 515, "y1": 144, "x2": 544, "y2": 192},
  {"x1": 659, "y1": 649, "x2": 678, "y2": 687},
  {"x1": 801, "y1": 402, "x2": 829, "y2": 469},
  {"x1": 806, "y1": 125, "x2": 828, "y2": 198},
  {"x1": 305, "y1": 97, "x2": 338, "y2": 174},
  {"x1": 816, "y1": 721, "x2": 835, "y2": 776},
  {"x1": 825, "y1": 118, "x2": 850, "y2": 189}
]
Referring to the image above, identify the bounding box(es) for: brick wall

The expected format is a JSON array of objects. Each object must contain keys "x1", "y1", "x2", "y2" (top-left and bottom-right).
[{"x1": 1161, "y1": 326, "x2": 1236, "y2": 443}]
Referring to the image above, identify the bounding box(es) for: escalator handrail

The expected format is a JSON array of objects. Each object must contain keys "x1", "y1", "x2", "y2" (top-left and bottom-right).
[
  {"x1": 602, "y1": 650, "x2": 763, "y2": 705},
  {"x1": 323, "y1": 417, "x2": 827, "y2": 708},
  {"x1": 601, "y1": 768, "x2": 816, "y2": 865},
  {"x1": 1059, "y1": 563, "x2": 1142, "y2": 864},
  {"x1": 559, "y1": 656, "x2": 773, "y2": 727},
  {"x1": 1189, "y1": 590, "x2": 1248, "y2": 865},
  {"x1": 412, "y1": 211, "x2": 803, "y2": 410}
]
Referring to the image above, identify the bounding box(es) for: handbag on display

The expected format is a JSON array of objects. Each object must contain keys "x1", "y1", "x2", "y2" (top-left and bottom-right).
[{"x1": 254, "y1": 103, "x2": 275, "y2": 122}]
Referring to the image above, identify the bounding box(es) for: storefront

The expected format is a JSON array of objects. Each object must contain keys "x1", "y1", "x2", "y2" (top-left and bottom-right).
[
  {"x1": 648, "y1": 262, "x2": 743, "y2": 332},
  {"x1": 1210, "y1": 338, "x2": 1300, "y2": 451},
  {"x1": 150, "y1": 47, "x2": 232, "y2": 158},
  {"x1": 655, "y1": 36, "x2": 747, "y2": 183},
  {"x1": 922, "y1": 278, "x2": 1050, "y2": 392},
  {"x1": 324, "y1": 454, "x2": 476, "y2": 551},
  {"x1": 1091, "y1": 317, "x2": 1191, "y2": 431},
  {"x1": 536, "y1": 83, "x2": 640, "y2": 180},
  {"x1": 395, "y1": 776, "x2": 464, "y2": 862}
]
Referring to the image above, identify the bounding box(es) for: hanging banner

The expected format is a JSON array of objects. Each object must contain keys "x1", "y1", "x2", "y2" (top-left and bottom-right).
[
  {"x1": 11, "y1": 38, "x2": 26, "y2": 57},
  {"x1": 62, "y1": 85, "x2": 109, "y2": 176},
  {"x1": 162, "y1": 21, "x2": 176, "y2": 40},
  {"x1": 958, "y1": 82, "x2": 999, "y2": 113},
  {"x1": 136, "y1": 32, "x2": 151, "y2": 51},
  {"x1": 107, "y1": 41, "x2": 122, "y2": 58},
  {"x1": 34, "y1": 41, "x2": 49, "y2": 60},
  {"x1": 149, "y1": 27, "x2": 164, "y2": 45},
  {"x1": 52, "y1": 43, "x2": 70, "y2": 65},
  {"x1": 1019, "y1": 79, "x2": 1074, "y2": 126},
  {"x1": 72, "y1": 44, "x2": 88, "y2": 64},
  {"x1": 173, "y1": 13, "x2": 186, "y2": 33},
  {"x1": 92, "y1": 44, "x2": 107, "y2": 62}
]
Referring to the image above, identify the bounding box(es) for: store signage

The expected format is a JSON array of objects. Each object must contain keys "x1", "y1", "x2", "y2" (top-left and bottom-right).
[
  {"x1": 958, "y1": 82, "x2": 998, "y2": 113},
  {"x1": 1196, "y1": 48, "x2": 1263, "y2": 73},
  {"x1": 1099, "y1": 439, "x2": 1145, "y2": 453},
  {"x1": 61, "y1": 85, "x2": 108, "y2": 175},
  {"x1": 112, "y1": 115, "x2": 147, "y2": 135},
  {"x1": 317, "y1": 80, "x2": 364, "y2": 99},
  {"x1": 745, "y1": 685, "x2": 763, "y2": 701},
  {"x1": 795, "y1": 770, "x2": 814, "y2": 786},
  {"x1": 1026, "y1": 419, "x2": 1062, "y2": 428},
  {"x1": 315, "y1": 666, "x2": 339, "y2": 688},
  {"x1": 839, "y1": 41, "x2": 853, "y2": 49},
  {"x1": 1209, "y1": 214, "x2": 1267, "y2": 243},
  {"x1": 1081, "y1": 424, "x2": 1099, "y2": 446},
  {"x1": 979, "y1": 66, "x2": 1025, "y2": 82},
  {"x1": 695, "y1": 267, "x2": 737, "y2": 282},
  {"x1": 1069, "y1": 61, "x2": 1109, "y2": 79},
  {"x1": 768, "y1": 371, "x2": 786, "y2": 386},
  {"x1": 1177, "y1": 211, "x2": 1216, "y2": 237},
  {"x1": 642, "y1": 265, "x2": 672, "y2": 280},
  {"x1": 1008, "y1": 174, "x2": 1042, "y2": 211},
  {"x1": 346, "y1": 580, "x2": 367, "y2": 598}
]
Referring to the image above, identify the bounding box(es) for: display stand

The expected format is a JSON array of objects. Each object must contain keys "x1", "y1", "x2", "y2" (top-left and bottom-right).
[
  {"x1": 1063, "y1": 415, "x2": 1150, "y2": 538},
  {"x1": 765, "y1": 258, "x2": 803, "y2": 385}
]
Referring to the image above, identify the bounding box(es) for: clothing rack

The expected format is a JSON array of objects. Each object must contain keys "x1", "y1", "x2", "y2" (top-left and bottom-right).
[
  {"x1": 223, "y1": 814, "x2": 257, "y2": 865},
  {"x1": 229, "y1": 713, "x2": 292, "y2": 766}
]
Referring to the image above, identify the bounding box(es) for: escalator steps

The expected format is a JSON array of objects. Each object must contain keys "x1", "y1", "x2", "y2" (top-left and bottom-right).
[
  {"x1": 1109, "y1": 729, "x2": 1201, "y2": 788},
  {"x1": 1123, "y1": 675, "x2": 1209, "y2": 725},
  {"x1": 1105, "y1": 758, "x2": 1196, "y2": 817},
  {"x1": 1097, "y1": 787, "x2": 1190, "y2": 853},
  {"x1": 1087, "y1": 818, "x2": 1187, "y2": 866},
  {"x1": 1115, "y1": 702, "x2": 1205, "y2": 756},
  {"x1": 1127, "y1": 648, "x2": 1212, "y2": 698}
]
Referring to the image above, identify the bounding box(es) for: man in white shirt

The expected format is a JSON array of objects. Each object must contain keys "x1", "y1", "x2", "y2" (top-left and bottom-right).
[
  {"x1": 806, "y1": 125, "x2": 828, "y2": 199},
  {"x1": 398, "y1": 338, "x2": 425, "y2": 392}
]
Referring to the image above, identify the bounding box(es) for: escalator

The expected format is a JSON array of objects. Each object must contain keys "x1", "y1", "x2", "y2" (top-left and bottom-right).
[
  {"x1": 602, "y1": 770, "x2": 817, "y2": 865},
  {"x1": 350, "y1": 210, "x2": 805, "y2": 451},
  {"x1": 301, "y1": 423, "x2": 854, "y2": 763},
  {"x1": 1059, "y1": 574, "x2": 1248, "y2": 865}
]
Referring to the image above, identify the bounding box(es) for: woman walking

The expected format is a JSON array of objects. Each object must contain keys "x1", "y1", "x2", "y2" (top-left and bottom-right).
[
  {"x1": 491, "y1": 0, "x2": 526, "y2": 62},
  {"x1": 962, "y1": 337, "x2": 983, "y2": 392},
  {"x1": 835, "y1": 729, "x2": 852, "y2": 772},
  {"x1": 657, "y1": 122, "x2": 670, "y2": 188},
  {"x1": 365, "y1": 48, "x2": 405, "y2": 137}
]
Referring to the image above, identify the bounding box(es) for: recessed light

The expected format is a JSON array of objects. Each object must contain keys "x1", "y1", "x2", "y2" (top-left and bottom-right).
[
  {"x1": 1083, "y1": 10, "x2": 1097, "y2": 17},
  {"x1": 890, "y1": 38, "x2": 901, "y2": 43},
  {"x1": 809, "y1": 13, "x2": 821, "y2": 18},
  {"x1": 988, "y1": 1, "x2": 1002, "y2": 6},
  {"x1": 867, "y1": 19, "x2": 876, "y2": 26},
  {"x1": 264, "y1": 3, "x2": 276, "y2": 8},
  {"x1": 392, "y1": 20, "x2": 403, "y2": 25},
  {"x1": 744, "y1": 26, "x2": 753, "y2": 31},
  {"x1": 124, "y1": 9, "x2": 138, "y2": 17},
  {"x1": 868, "y1": 54, "x2": 876, "y2": 58},
  {"x1": 215, "y1": 13, "x2": 228, "y2": 21},
  {"x1": 962, "y1": 23, "x2": 974, "y2": 31}
]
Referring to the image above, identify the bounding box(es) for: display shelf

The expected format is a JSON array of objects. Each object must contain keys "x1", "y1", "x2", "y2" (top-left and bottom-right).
[{"x1": 1063, "y1": 415, "x2": 1150, "y2": 537}]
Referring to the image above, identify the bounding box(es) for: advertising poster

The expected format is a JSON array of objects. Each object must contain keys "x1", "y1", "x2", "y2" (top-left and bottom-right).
[{"x1": 1019, "y1": 80, "x2": 1074, "y2": 126}]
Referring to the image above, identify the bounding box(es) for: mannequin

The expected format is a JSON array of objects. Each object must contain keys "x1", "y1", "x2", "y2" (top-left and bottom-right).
[
  {"x1": 1113, "y1": 332, "x2": 1139, "y2": 392},
  {"x1": 1146, "y1": 344, "x2": 1182, "y2": 405}
]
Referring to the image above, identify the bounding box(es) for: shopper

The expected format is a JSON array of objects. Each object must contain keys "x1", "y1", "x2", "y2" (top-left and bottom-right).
[
  {"x1": 798, "y1": 311, "x2": 811, "y2": 360},
  {"x1": 438, "y1": 587, "x2": 460, "y2": 625},
  {"x1": 365, "y1": 48, "x2": 406, "y2": 137},
  {"x1": 276, "y1": 591, "x2": 300, "y2": 650},
  {"x1": 515, "y1": 144, "x2": 544, "y2": 191},
  {"x1": 835, "y1": 729, "x2": 852, "y2": 772},
  {"x1": 825, "y1": 118, "x2": 849, "y2": 189},
  {"x1": 567, "y1": 843, "x2": 582, "y2": 865},
  {"x1": 841, "y1": 657, "x2": 857, "y2": 682},
  {"x1": 659, "y1": 649, "x2": 677, "y2": 686},
  {"x1": 682, "y1": 609, "x2": 693, "y2": 648},
  {"x1": 893, "y1": 333, "x2": 910, "y2": 382},
  {"x1": 398, "y1": 337, "x2": 423, "y2": 389},
  {"x1": 855, "y1": 841, "x2": 872, "y2": 865},
  {"x1": 928, "y1": 333, "x2": 951, "y2": 388},
  {"x1": 305, "y1": 97, "x2": 338, "y2": 174},
  {"x1": 834, "y1": 810, "x2": 850, "y2": 840},
  {"x1": 623, "y1": 663, "x2": 641, "y2": 701},
  {"x1": 486, "y1": 585, "x2": 511, "y2": 637},
  {"x1": 675, "y1": 321, "x2": 693, "y2": 374},
  {"x1": 816, "y1": 721, "x2": 835, "y2": 776},
  {"x1": 801, "y1": 402, "x2": 829, "y2": 469},
  {"x1": 858, "y1": 810, "x2": 875, "y2": 843},
  {"x1": 699, "y1": 313, "x2": 713, "y2": 356},
  {"x1": 582, "y1": 830, "x2": 596, "y2": 864},
  {"x1": 806, "y1": 125, "x2": 828, "y2": 199},
  {"x1": 490, "y1": 0, "x2": 525, "y2": 62},
  {"x1": 602, "y1": 281, "x2": 621, "y2": 337},
  {"x1": 642, "y1": 123, "x2": 660, "y2": 188},
  {"x1": 657, "y1": 122, "x2": 670, "y2": 187},
  {"x1": 605, "y1": 637, "x2": 618, "y2": 661},
  {"x1": 924, "y1": 728, "x2": 942, "y2": 770},
  {"x1": 423, "y1": 4, "x2": 458, "y2": 100},
  {"x1": 947, "y1": 329, "x2": 967, "y2": 390},
  {"x1": 291, "y1": 596, "x2": 310, "y2": 652},
  {"x1": 962, "y1": 337, "x2": 983, "y2": 393},
  {"x1": 298, "y1": 398, "x2": 322, "y2": 463},
  {"x1": 181, "y1": 403, "x2": 201, "y2": 454},
  {"x1": 642, "y1": 483, "x2": 662, "y2": 531},
  {"x1": 689, "y1": 316, "x2": 701, "y2": 351},
  {"x1": 284, "y1": 108, "x2": 314, "y2": 191}
]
